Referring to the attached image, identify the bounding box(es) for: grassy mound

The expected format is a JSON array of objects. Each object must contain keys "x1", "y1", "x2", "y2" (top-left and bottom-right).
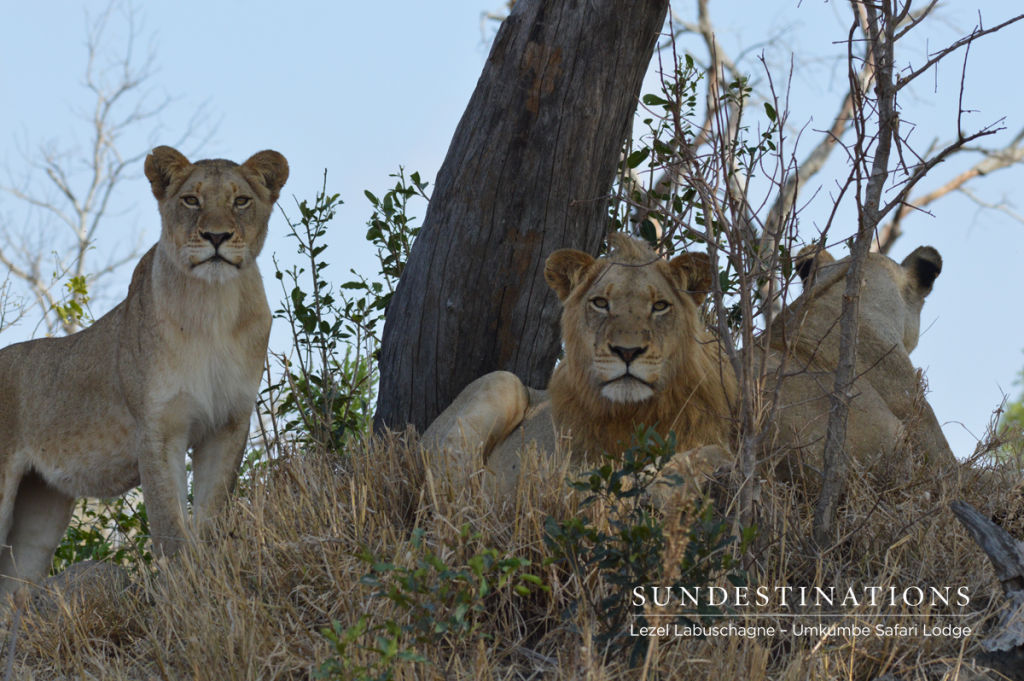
[{"x1": 4, "y1": 423, "x2": 1022, "y2": 680}]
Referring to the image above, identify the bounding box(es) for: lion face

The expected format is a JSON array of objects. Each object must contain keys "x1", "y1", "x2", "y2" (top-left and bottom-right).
[
  {"x1": 144, "y1": 147, "x2": 289, "y2": 284},
  {"x1": 576, "y1": 263, "x2": 683, "y2": 403},
  {"x1": 545, "y1": 235, "x2": 713, "y2": 405}
]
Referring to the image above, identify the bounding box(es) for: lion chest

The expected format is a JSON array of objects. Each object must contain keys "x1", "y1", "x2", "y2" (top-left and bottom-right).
[{"x1": 148, "y1": 323, "x2": 266, "y2": 441}]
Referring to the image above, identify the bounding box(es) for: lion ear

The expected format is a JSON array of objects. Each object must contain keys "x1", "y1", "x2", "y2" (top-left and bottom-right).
[
  {"x1": 668, "y1": 252, "x2": 713, "y2": 305},
  {"x1": 794, "y1": 245, "x2": 835, "y2": 284},
  {"x1": 545, "y1": 249, "x2": 595, "y2": 301},
  {"x1": 241, "y1": 150, "x2": 290, "y2": 203},
  {"x1": 901, "y1": 246, "x2": 942, "y2": 296},
  {"x1": 144, "y1": 146, "x2": 193, "y2": 200}
]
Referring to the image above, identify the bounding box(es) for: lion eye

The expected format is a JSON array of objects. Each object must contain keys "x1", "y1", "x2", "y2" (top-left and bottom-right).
[
  {"x1": 234, "y1": 196, "x2": 251, "y2": 207},
  {"x1": 652, "y1": 301, "x2": 670, "y2": 313},
  {"x1": 182, "y1": 196, "x2": 200, "y2": 207},
  {"x1": 590, "y1": 297, "x2": 609, "y2": 310}
]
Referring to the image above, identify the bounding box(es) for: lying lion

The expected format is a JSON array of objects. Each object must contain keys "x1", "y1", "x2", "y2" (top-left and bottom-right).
[
  {"x1": 423, "y1": 234, "x2": 955, "y2": 502},
  {"x1": 759, "y1": 244, "x2": 955, "y2": 480},
  {"x1": 0, "y1": 146, "x2": 287, "y2": 595},
  {"x1": 422, "y1": 234, "x2": 737, "y2": 498}
]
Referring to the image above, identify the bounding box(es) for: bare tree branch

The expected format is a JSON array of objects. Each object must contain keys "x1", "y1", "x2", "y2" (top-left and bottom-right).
[
  {"x1": 813, "y1": 0, "x2": 890, "y2": 549},
  {"x1": 0, "y1": 0, "x2": 215, "y2": 336},
  {"x1": 897, "y1": 13, "x2": 1024, "y2": 91},
  {"x1": 874, "y1": 130, "x2": 1024, "y2": 252},
  {"x1": 958, "y1": 186, "x2": 1024, "y2": 225},
  {"x1": 0, "y1": 271, "x2": 26, "y2": 337},
  {"x1": 812, "y1": 1, "x2": 1017, "y2": 546}
]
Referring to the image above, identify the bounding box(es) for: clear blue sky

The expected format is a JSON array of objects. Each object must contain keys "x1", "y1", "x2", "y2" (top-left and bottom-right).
[{"x1": 1, "y1": 1, "x2": 1022, "y2": 458}]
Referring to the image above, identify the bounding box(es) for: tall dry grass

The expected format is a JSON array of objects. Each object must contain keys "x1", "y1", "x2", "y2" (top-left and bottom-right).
[{"x1": 2, "y1": 416, "x2": 1022, "y2": 680}]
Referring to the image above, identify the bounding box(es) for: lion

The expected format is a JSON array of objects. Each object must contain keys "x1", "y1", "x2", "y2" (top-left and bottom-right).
[
  {"x1": 0, "y1": 145, "x2": 287, "y2": 595},
  {"x1": 758, "y1": 244, "x2": 955, "y2": 481},
  {"x1": 422, "y1": 234, "x2": 738, "y2": 498}
]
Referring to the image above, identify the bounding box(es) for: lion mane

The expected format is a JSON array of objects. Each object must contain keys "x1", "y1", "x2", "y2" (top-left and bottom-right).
[
  {"x1": 422, "y1": 234, "x2": 737, "y2": 497},
  {"x1": 546, "y1": 234, "x2": 737, "y2": 459}
]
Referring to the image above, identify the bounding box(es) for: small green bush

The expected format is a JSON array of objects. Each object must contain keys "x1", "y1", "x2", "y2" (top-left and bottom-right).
[
  {"x1": 264, "y1": 168, "x2": 427, "y2": 455},
  {"x1": 316, "y1": 524, "x2": 546, "y2": 680},
  {"x1": 53, "y1": 496, "x2": 153, "y2": 574},
  {"x1": 543, "y1": 425, "x2": 756, "y2": 667}
]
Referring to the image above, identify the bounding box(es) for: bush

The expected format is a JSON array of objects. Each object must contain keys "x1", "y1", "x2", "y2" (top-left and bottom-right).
[
  {"x1": 262, "y1": 169, "x2": 427, "y2": 455},
  {"x1": 543, "y1": 425, "x2": 756, "y2": 667},
  {"x1": 53, "y1": 496, "x2": 153, "y2": 574},
  {"x1": 316, "y1": 524, "x2": 546, "y2": 680}
]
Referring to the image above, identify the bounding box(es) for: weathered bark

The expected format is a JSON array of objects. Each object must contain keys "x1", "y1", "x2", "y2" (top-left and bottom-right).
[
  {"x1": 374, "y1": 0, "x2": 670, "y2": 433},
  {"x1": 950, "y1": 501, "x2": 1024, "y2": 680}
]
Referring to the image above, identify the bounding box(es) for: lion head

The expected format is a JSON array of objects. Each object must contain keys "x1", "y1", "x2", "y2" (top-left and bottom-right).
[
  {"x1": 790, "y1": 243, "x2": 942, "y2": 356},
  {"x1": 144, "y1": 146, "x2": 289, "y2": 284},
  {"x1": 543, "y1": 234, "x2": 737, "y2": 460}
]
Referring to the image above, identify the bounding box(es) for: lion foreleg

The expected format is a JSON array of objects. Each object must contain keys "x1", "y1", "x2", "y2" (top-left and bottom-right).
[
  {"x1": 0, "y1": 470, "x2": 75, "y2": 596},
  {"x1": 138, "y1": 426, "x2": 190, "y2": 559},
  {"x1": 422, "y1": 371, "x2": 530, "y2": 492},
  {"x1": 190, "y1": 415, "x2": 248, "y2": 533}
]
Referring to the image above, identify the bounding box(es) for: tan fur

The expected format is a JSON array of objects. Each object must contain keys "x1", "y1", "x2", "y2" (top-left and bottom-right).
[
  {"x1": 422, "y1": 235, "x2": 737, "y2": 498},
  {"x1": 546, "y1": 234, "x2": 736, "y2": 457},
  {"x1": 759, "y1": 244, "x2": 954, "y2": 480},
  {"x1": 0, "y1": 146, "x2": 287, "y2": 594}
]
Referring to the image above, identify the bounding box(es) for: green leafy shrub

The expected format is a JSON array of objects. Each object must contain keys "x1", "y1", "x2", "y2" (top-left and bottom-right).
[
  {"x1": 316, "y1": 525, "x2": 546, "y2": 680},
  {"x1": 51, "y1": 274, "x2": 93, "y2": 329},
  {"x1": 53, "y1": 496, "x2": 153, "y2": 574},
  {"x1": 263, "y1": 169, "x2": 427, "y2": 455},
  {"x1": 543, "y1": 425, "x2": 756, "y2": 667}
]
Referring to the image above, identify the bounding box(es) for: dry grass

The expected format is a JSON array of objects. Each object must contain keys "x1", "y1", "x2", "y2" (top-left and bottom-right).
[{"x1": 2, "y1": 419, "x2": 1022, "y2": 680}]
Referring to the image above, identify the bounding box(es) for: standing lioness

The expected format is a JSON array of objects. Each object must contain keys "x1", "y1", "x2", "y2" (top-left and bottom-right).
[{"x1": 0, "y1": 146, "x2": 287, "y2": 594}]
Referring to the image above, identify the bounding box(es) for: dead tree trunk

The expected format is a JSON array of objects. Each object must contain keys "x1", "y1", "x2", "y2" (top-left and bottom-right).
[
  {"x1": 950, "y1": 501, "x2": 1024, "y2": 680},
  {"x1": 374, "y1": 0, "x2": 670, "y2": 434}
]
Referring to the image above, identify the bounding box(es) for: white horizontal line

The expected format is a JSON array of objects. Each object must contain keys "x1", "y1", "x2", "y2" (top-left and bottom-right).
[{"x1": 630, "y1": 610, "x2": 974, "y2": 614}]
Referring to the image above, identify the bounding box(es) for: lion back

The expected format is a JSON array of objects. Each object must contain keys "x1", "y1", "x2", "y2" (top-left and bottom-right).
[{"x1": 761, "y1": 246, "x2": 954, "y2": 480}]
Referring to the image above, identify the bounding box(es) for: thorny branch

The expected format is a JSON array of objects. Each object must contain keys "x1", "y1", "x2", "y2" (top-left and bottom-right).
[
  {"x1": 874, "y1": 128, "x2": 1024, "y2": 252},
  {"x1": 611, "y1": 1, "x2": 1022, "y2": 545},
  {"x1": 896, "y1": 12, "x2": 1024, "y2": 91},
  {"x1": 813, "y1": 0, "x2": 1011, "y2": 546},
  {"x1": 0, "y1": 273, "x2": 26, "y2": 337}
]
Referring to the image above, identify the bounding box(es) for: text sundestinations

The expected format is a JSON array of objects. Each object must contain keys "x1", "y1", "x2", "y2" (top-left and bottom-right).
[{"x1": 631, "y1": 585, "x2": 971, "y2": 609}]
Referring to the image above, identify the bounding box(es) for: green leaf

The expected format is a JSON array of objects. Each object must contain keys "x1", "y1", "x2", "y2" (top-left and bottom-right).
[
  {"x1": 638, "y1": 219, "x2": 658, "y2": 247},
  {"x1": 641, "y1": 93, "x2": 669, "y2": 106},
  {"x1": 764, "y1": 102, "x2": 776, "y2": 122},
  {"x1": 719, "y1": 270, "x2": 732, "y2": 294},
  {"x1": 625, "y1": 148, "x2": 650, "y2": 169}
]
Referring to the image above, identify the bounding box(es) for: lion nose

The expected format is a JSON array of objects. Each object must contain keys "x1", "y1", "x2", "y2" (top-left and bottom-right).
[
  {"x1": 201, "y1": 231, "x2": 233, "y2": 248},
  {"x1": 610, "y1": 345, "x2": 647, "y2": 365}
]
